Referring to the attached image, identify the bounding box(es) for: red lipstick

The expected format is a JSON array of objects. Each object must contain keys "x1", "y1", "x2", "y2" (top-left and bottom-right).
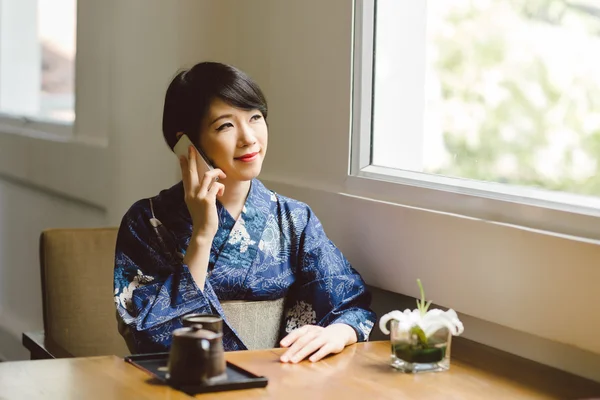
[{"x1": 235, "y1": 152, "x2": 259, "y2": 162}]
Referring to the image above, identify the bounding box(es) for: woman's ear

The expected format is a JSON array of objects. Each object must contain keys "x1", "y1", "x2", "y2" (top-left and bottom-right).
[{"x1": 175, "y1": 131, "x2": 184, "y2": 140}]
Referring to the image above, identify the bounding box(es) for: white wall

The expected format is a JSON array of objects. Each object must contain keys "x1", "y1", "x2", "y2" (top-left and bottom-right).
[
  {"x1": 210, "y1": 0, "x2": 600, "y2": 381},
  {"x1": 0, "y1": 0, "x2": 598, "y2": 383},
  {"x1": 0, "y1": 177, "x2": 105, "y2": 360},
  {"x1": 0, "y1": 0, "x2": 241, "y2": 362}
]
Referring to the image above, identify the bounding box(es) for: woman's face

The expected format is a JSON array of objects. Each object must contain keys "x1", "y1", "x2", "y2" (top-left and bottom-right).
[{"x1": 198, "y1": 97, "x2": 268, "y2": 182}]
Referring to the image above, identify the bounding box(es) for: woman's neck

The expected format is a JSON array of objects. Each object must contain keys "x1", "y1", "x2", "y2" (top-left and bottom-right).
[{"x1": 218, "y1": 179, "x2": 251, "y2": 220}]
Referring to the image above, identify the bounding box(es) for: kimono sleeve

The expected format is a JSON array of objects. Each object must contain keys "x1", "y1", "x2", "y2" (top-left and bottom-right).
[
  {"x1": 283, "y1": 207, "x2": 376, "y2": 342},
  {"x1": 113, "y1": 201, "x2": 210, "y2": 351}
]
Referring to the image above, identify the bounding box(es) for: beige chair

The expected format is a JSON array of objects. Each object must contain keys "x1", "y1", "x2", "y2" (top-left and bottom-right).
[{"x1": 23, "y1": 227, "x2": 285, "y2": 359}]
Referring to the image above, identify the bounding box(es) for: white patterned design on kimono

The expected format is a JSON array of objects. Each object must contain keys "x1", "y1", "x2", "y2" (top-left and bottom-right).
[
  {"x1": 116, "y1": 269, "x2": 154, "y2": 311},
  {"x1": 285, "y1": 301, "x2": 317, "y2": 333},
  {"x1": 258, "y1": 215, "x2": 282, "y2": 259},
  {"x1": 228, "y1": 218, "x2": 256, "y2": 253},
  {"x1": 358, "y1": 320, "x2": 374, "y2": 340}
]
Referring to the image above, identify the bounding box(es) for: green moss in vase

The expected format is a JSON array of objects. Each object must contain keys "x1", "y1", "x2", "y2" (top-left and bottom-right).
[
  {"x1": 392, "y1": 342, "x2": 446, "y2": 363},
  {"x1": 391, "y1": 323, "x2": 448, "y2": 363}
]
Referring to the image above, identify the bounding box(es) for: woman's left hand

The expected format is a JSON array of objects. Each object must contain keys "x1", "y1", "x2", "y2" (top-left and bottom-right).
[{"x1": 279, "y1": 324, "x2": 357, "y2": 363}]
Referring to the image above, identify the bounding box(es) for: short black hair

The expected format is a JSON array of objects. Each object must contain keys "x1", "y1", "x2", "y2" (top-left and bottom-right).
[{"x1": 162, "y1": 61, "x2": 268, "y2": 149}]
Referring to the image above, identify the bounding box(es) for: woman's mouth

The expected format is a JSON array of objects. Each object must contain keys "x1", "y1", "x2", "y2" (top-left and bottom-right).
[{"x1": 235, "y1": 152, "x2": 259, "y2": 162}]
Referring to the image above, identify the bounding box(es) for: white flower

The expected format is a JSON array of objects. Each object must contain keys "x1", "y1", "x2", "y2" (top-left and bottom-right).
[{"x1": 379, "y1": 308, "x2": 464, "y2": 338}]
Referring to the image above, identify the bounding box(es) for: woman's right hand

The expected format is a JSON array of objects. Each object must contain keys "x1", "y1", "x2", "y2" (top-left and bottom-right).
[{"x1": 180, "y1": 145, "x2": 226, "y2": 241}]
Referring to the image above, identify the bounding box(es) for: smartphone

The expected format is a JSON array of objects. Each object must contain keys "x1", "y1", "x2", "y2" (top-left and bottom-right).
[{"x1": 174, "y1": 134, "x2": 215, "y2": 179}]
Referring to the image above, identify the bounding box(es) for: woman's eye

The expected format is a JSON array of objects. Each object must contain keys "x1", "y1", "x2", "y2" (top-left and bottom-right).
[
  {"x1": 251, "y1": 114, "x2": 262, "y2": 121},
  {"x1": 216, "y1": 122, "x2": 233, "y2": 131}
]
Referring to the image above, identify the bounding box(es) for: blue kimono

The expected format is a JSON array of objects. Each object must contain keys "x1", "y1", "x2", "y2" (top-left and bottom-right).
[{"x1": 113, "y1": 179, "x2": 375, "y2": 353}]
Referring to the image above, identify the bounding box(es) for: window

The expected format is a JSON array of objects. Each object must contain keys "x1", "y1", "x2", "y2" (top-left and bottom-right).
[
  {"x1": 0, "y1": 0, "x2": 76, "y2": 131},
  {"x1": 354, "y1": 0, "x2": 600, "y2": 214}
]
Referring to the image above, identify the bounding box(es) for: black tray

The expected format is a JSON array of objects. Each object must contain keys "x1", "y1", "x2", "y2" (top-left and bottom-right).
[{"x1": 124, "y1": 352, "x2": 268, "y2": 395}]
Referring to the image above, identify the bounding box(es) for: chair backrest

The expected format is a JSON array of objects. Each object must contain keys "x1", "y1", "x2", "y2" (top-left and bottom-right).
[
  {"x1": 40, "y1": 228, "x2": 129, "y2": 357},
  {"x1": 40, "y1": 227, "x2": 285, "y2": 357}
]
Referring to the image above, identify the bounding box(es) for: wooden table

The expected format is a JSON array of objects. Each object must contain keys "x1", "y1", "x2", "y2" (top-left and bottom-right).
[{"x1": 1, "y1": 341, "x2": 599, "y2": 399}]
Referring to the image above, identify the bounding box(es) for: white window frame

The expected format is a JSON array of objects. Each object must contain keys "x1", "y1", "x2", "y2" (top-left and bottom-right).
[
  {"x1": 349, "y1": 0, "x2": 600, "y2": 242},
  {"x1": 0, "y1": 113, "x2": 73, "y2": 140},
  {"x1": 0, "y1": 0, "x2": 110, "y2": 209},
  {"x1": 0, "y1": 0, "x2": 74, "y2": 139}
]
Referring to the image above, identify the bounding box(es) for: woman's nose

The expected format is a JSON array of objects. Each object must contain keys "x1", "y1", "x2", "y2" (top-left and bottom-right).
[{"x1": 238, "y1": 124, "x2": 257, "y2": 146}]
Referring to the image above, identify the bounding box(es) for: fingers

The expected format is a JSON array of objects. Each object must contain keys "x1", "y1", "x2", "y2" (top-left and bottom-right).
[
  {"x1": 309, "y1": 343, "x2": 334, "y2": 363},
  {"x1": 280, "y1": 326, "x2": 320, "y2": 363},
  {"x1": 280, "y1": 325, "x2": 309, "y2": 348},
  {"x1": 279, "y1": 325, "x2": 350, "y2": 364},
  {"x1": 193, "y1": 149, "x2": 226, "y2": 181},
  {"x1": 190, "y1": 145, "x2": 226, "y2": 182},
  {"x1": 207, "y1": 181, "x2": 225, "y2": 199},
  {"x1": 287, "y1": 336, "x2": 327, "y2": 364},
  {"x1": 199, "y1": 169, "x2": 225, "y2": 195},
  {"x1": 183, "y1": 145, "x2": 226, "y2": 197}
]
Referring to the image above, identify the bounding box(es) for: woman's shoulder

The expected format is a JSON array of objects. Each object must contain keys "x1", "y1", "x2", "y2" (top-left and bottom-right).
[
  {"x1": 255, "y1": 180, "x2": 319, "y2": 231},
  {"x1": 256, "y1": 180, "x2": 311, "y2": 213},
  {"x1": 275, "y1": 193, "x2": 311, "y2": 213}
]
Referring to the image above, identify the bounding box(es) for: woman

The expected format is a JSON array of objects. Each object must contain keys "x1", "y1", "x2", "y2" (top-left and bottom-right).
[{"x1": 114, "y1": 62, "x2": 375, "y2": 363}]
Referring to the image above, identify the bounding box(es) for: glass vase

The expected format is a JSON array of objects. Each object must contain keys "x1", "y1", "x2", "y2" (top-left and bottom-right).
[{"x1": 389, "y1": 320, "x2": 451, "y2": 373}]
